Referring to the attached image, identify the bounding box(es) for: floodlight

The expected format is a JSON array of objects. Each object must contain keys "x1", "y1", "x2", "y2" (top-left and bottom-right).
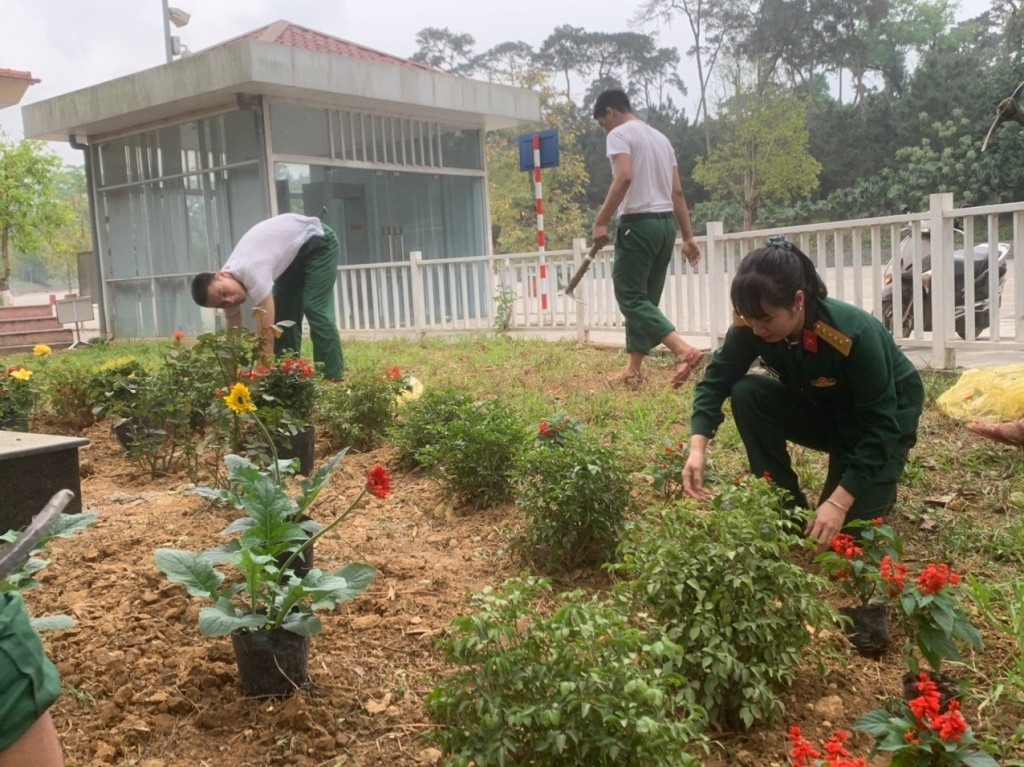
[{"x1": 168, "y1": 7, "x2": 190, "y2": 27}]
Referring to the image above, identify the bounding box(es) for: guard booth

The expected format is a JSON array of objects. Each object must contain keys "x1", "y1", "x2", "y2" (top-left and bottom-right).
[{"x1": 21, "y1": 21, "x2": 542, "y2": 340}]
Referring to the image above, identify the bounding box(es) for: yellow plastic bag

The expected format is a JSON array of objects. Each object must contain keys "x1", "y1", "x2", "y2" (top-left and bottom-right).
[
  {"x1": 396, "y1": 375, "x2": 424, "y2": 407},
  {"x1": 936, "y1": 364, "x2": 1024, "y2": 424}
]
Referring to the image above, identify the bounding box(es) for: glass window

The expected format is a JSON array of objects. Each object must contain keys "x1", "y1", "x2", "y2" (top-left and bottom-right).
[
  {"x1": 270, "y1": 105, "x2": 331, "y2": 158},
  {"x1": 98, "y1": 139, "x2": 130, "y2": 187},
  {"x1": 439, "y1": 127, "x2": 482, "y2": 169}
]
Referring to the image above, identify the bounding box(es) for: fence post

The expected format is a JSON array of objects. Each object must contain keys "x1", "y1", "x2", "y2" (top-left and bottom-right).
[
  {"x1": 705, "y1": 221, "x2": 726, "y2": 348},
  {"x1": 409, "y1": 251, "x2": 426, "y2": 341},
  {"x1": 572, "y1": 237, "x2": 588, "y2": 344},
  {"x1": 928, "y1": 193, "x2": 955, "y2": 369}
]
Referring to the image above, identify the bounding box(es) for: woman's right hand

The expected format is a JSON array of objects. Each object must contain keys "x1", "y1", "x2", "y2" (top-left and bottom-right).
[{"x1": 683, "y1": 437, "x2": 713, "y2": 500}]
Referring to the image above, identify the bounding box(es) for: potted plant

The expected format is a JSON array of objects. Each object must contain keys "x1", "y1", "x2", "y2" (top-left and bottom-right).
[
  {"x1": 0, "y1": 365, "x2": 39, "y2": 432},
  {"x1": 815, "y1": 518, "x2": 902, "y2": 658},
  {"x1": 155, "y1": 381, "x2": 389, "y2": 697},
  {"x1": 248, "y1": 356, "x2": 319, "y2": 475}
]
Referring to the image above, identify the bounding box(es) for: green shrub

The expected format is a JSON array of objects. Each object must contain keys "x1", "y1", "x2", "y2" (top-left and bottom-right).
[
  {"x1": 86, "y1": 357, "x2": 148, "y2": 419},
  {"x1": 426, "y1": 577, "x2": 706, "y2": 767},
  {"x1": 388, "y1": 386, "x2": 475, "y2": 471},
  {"x1": 513, "y1": 426, "x2": 631, "y2": 572},
  {"x1": 419, "y1": 398, "x2": 528, "y2": 510},
  {"x1": 41, "y1": 361, "x2": 97, "y2": 429},
  {"x1": 612, "y1": 477, "x2": 837, "y2": 730},
  {"x1": 318, "y1": 369, "x2": 404, "y2": 452}
]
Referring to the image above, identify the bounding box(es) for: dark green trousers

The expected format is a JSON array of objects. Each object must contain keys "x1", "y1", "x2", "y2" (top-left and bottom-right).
[
  {"x1": 612, "y1": 218, "x2": 677, "y2": 354},
  {"x1": 273, "y1": 225, "x2": 344, "y2": 380},
  {"x1": 730, "y1": 374, "x2": 910, "y2": 523}
]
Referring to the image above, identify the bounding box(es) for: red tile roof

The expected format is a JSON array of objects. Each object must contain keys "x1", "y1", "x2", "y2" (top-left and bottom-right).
[
  {"x1": 0, "y1": 68, "x2": 40, "y2": 83},
  {"x1": 209, "y1": 20, "x2": 438, "y2": 72}
]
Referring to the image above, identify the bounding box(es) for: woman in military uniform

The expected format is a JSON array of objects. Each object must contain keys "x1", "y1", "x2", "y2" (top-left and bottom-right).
[{"x1": 682, "y1": 237, "x2": 924, "y2": 549}]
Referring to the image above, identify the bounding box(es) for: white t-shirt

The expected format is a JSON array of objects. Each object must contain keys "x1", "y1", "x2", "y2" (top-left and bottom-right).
[
  {"x1": 222, "y1": 214, "x2": 325, "y2": 304},
  {"x1": 605, "y1": 120, "x2": 677, "y2": 215}
]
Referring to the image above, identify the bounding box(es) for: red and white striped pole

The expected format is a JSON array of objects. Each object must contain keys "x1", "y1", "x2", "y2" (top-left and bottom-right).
[{"x1": 533, "y1": 133, "x2": 548, "y2": 311}]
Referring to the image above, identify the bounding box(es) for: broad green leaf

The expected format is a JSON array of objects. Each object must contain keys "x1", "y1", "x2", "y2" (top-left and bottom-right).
[
  {"x1": 198, "y1": 602, "x2": 267, "y2": 637},
  {"x1": 155, "y1": 549, "x2": 224, "y2": 598},
  {"x1": 30, "y1": 614, "x2": 76, "y2": 631}
]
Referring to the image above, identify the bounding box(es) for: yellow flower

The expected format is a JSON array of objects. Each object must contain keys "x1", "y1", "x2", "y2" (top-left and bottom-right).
[
  {"x1": 33, "y1": 344, "x2": 52, "y2": 357},
  {"x1": 9, "y1": 368, "x2": 32, "y2": 381},
  {"x1": 223, "y1": 382, "x2": 257, "y2": 414}
]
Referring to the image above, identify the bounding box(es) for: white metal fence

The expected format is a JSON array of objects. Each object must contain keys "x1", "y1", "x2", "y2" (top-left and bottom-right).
[{"x1": 332, "y1": 193, "x2": 1023, "y2": 370}]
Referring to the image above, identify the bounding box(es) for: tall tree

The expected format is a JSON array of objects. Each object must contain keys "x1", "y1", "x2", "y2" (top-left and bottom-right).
[
  {"x1": 537, "y1": 25, "x2": 593, "y2": 99},
  {"x1": 410, "y1": 27, "x2": 478, "y2": 75},
  {"x1": 634, "y1": 0, "x2": 749, "y2": 154},
  {"x1": 475, "y1": 41, "x2": 542, "y2": 88},
  {"x1": 40, "y1": 166, "x2": 90, "y2": 293},
  {"x1": 0, "y1": 135, "x2": 69, "y2": 304},
  {"x1": 693, "y1": 91, "x2": 821, "y2": 227}
]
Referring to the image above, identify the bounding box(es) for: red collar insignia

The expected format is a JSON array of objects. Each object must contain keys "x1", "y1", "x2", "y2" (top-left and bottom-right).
[{"x1": 802, "y1": 329, "x2": 818, "y2": 353}]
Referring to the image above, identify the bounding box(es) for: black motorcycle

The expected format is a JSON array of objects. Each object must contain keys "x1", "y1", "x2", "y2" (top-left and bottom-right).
[{"x1": 881, "y1": 220, "x2": 1010, "y2": 339}]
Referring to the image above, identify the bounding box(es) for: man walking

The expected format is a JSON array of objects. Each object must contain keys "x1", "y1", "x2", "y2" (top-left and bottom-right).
[
  {"x1": 592, "y1": 88, "x2": 703, "y2": 388},
  {"x1": 190, "y1": 212, "x2": 344, "y2": 380}
]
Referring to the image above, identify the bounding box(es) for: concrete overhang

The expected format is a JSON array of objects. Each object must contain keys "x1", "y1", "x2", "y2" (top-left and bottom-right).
[
  {"x1": 22, "y1": 39, "x2": 542, "y2": 143},
  {"x1": 0, "y1": 69, "x2": 40, "y2": 110}
]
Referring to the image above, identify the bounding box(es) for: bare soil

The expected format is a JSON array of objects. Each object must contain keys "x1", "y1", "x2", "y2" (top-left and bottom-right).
[{"x1": 20, "y1": 410, "x2": 1023, "y2": 767}]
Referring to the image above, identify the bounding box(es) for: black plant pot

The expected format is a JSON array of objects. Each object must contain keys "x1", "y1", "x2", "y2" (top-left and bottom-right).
[
  {"x1": 274, "y1": 425, "x2": 316, "y2": 476},
  {"x1": 902, "y1": 670, "x2": 960, "y2": 710},
  {"x1": 112, "y1": 416, "x2": 161, "y2": 450},
  {"x1": 839, "y1": 605, "x2": 890, "y2": 659},
  {"x1": 231, "y1": 628, "x2": 310, "y2": 697}
]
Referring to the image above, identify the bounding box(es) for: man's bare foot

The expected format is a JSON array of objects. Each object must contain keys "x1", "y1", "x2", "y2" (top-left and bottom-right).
[
  {"x1": 967, "y1": 419, "x2": 1024, "y2": 447},
  {"x1": 672, "y1": 348, "x2": 705, "y2": 389}
]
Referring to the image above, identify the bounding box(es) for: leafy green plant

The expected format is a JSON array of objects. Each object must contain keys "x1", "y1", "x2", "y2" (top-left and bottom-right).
[
  {"x1": 645, "y1": 438, "x2": 690, "y2": 500},
  {"x1": 892, "y1": 561, "x2": 983, "y2": 674},
  {"x1": 1, "y1": 511, "x2": 98, "y2": 631},
  {"x1": 966, "y1": 575, "x2": 1024, "y2": 711},
  {"x1": 319, "y1": 367, "x2": 406, "y2": 452},
  {"x1": 611, "y1": 477, "x2": 837, "y2": 729},
  {"x1": 0, "y1": 364, "x2": 39, "y2": 428},
  {"x1": 419, "y1": 398, "x2": 529, "y2": 510},
  {"x1": 533, "y1": 412, "x2": 582, "y2": 447},
  {"x1": 513, "y1": 427, "x2": 631, "y2": 572},
  {"x1": 854, "y1": 672, "x2": 998, "y2": 766},
  {"x1": 155, "y1": 450, "x2": 385, "y2": 638},
  {"x1": 426, "y1": 576, "x2": 707, "y2": 767},
  {"x1": 388, "y1": 386, "x2": 475, "y2": 471},
  {"x1": 493, "y1": 285, "x2": 517, "y2": 334},
  {"x1": 39, "y1": 359, "x2": 96, "y2": 429},
  {"x1": 815, "y1": 517, "x2": 903, "y2": 607},
  {"x1": 87, "y1": 357, "x2": 148, "y2": 419}
]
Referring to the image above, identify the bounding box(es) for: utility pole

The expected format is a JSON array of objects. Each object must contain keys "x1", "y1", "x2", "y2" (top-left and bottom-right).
[{"x1": 162, "y1": 0, "x2": 173, "y2": 63}]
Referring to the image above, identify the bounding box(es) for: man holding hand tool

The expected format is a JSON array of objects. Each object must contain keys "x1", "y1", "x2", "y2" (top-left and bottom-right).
[{"x1": 592, "y1": 88, "x2": 703, "y2": 388}]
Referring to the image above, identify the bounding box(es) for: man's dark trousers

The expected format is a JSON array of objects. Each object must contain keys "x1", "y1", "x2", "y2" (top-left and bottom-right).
[{"x1": 273, "y1": 225, "x2": 344, "y2": 380}]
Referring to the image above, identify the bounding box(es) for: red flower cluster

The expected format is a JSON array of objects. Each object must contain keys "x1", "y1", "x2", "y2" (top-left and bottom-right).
[
  {"x1": 916, "y1": 563, "x2": 962, "y2": 595},
  {"x1": 931, "y1": 700, "x2": 969, "y2": 742},
  {"x1": 281, "y1": 358, "x2": 315, "y2": 379},
  {"x1": 536, "y1": 413, "x2": 577, "y2": 436},
  {"x1": 386, "y1": 366, "x2": 403, "y2": 381},
  {"x1": 789, "y1": 726, "x2": 820, "y2": 767},
  {"x1": 909, "y1": 673, "x2": 941, "y2": 722},
  {"x1": 367, "y1": 464, "x2": 391, "y2": 499},
  {"x1": 831, "y1": 533, "x2": 864, "y2": 560},
  {"x1": 880, "y1": 555, "x2": 908, "y2": 596},
  {"x1": 907, "y1": 672, "x2": 969, "y2": 743},
  {"x1": 173, "y1": 330, "x2": 184, "y2": 343},
  {"x1": 789, "y1": 727, "x2": 867, "y2": 767}
]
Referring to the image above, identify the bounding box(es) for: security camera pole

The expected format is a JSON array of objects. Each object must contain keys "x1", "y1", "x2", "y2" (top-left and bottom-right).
[{"x1": 162, "y1": 0, "x2": 174, "y2": 63}]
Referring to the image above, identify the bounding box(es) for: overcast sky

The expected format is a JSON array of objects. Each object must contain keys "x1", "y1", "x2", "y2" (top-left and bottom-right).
[{"x1": 0, "y1": 0, "x2": 998, "y2": 165}]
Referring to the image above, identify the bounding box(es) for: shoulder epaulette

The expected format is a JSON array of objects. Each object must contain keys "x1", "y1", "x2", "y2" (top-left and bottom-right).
[{"x1": 813, "y1": 320, "x2": 852, "y2": 357}]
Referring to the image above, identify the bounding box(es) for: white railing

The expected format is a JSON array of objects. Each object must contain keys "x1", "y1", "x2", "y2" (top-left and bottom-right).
[{"x1": 333, "y1": 193, "x2": 1023, "y2": 370}]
